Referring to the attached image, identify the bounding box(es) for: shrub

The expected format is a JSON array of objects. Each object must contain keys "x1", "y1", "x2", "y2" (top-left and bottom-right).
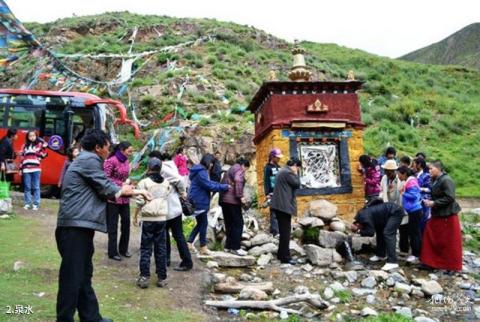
[{"x1": 225, "y1": 81, "x2": 238, "y2": 91}]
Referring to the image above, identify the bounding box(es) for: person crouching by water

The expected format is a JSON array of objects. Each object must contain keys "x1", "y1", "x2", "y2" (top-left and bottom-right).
[
  {"x1": 351, "y1": 198, "x2": 405, "y2": 271},
  {"x1": 421, "y1": 160, "x2": 462, "y2": 273},
  {"x1": 56, "y1": 129, "x2": 150, "y2": 322},
  {"x1": 134, "y1": 158, "x2": 172, "y2": 288},
  {"x1": 220, "y1": 158, "x2": 250, "y2": 256},
  {"x1": 271, "y1": 157, "x2": 302, "y2": 265},
  {"x1": 187, "y1": 154, "x2": 229, "y2": 255}
]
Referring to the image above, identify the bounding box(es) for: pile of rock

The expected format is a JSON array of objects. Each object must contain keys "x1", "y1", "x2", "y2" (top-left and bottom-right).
[{"x1": 294, "y1": 199, "x2": 375, "y2": 266}]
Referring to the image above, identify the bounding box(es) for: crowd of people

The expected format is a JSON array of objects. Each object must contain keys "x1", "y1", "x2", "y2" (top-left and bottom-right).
[
  {"x1": 0, "y1": 128, "x2": 465, "y2": 321},
  {"x1": 354, "y1": 147, "x2": 463, "y2": 273}
]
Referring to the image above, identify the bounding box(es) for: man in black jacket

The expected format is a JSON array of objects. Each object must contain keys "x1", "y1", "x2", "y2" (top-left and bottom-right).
[
  {"x1": 56, "y1": 129, "x2": 149, "y2": 322},
  {"x1": 352, "y1": 198, "x2": 405, "y2": 271},
  {"x1": 271, "y1": 157, "x2": 301, "y2": 264}
]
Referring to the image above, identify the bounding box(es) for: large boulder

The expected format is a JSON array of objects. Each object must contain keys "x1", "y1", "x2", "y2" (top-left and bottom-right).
[
  {"x1": 304, "y1": 244, "x2": 342, "y2": 266},
  {"x1": 298, "y1": 217, "x2": 325, "y2": 228},
  {"x1": 289, "y1": 240, "x2": 306, "y2": 256},
  {"x1": 257, "y1": 253, "x2": 272, "y2": 266},
  {"x1": 250, "y1": 233, "x2": 271, "y2": 247},
  {"x1": 0, "y1": 198, "x2": 12, "y2": 214},
  {"x1": 199, "y1": 251, "x2": 256, "y2": 267},
  {"x1": 298, "y1": 217, "x2": 316, "y2": 227},
  {"x1": 420, "y1": 280, "x2": 443, "y2": 296},
  {"x1": 329, "y1": 221, "x2": 346, "y2": 232},
  {"x1": 309, "y1": 200, "x2": 337, "y2": 221},
  {"x1": 318, "y1": 230, "x2": 347, "y2": 248},
  {"x1": 351, "y1": 236, "x2": 374, "y2": 252},
  {"x1": 248, "y1": 243, "x2": 277, "y2": 256}
]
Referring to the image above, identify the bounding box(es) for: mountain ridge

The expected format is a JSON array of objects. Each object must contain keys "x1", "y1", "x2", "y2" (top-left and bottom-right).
[{"x1": 401, "y1": 23, "x2": 480, "y2": 70}]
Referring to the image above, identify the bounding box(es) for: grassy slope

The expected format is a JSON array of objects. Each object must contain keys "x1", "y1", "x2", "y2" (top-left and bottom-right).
[{"x1": 4, "y1": 12, "x2": 479, "y2": 196}]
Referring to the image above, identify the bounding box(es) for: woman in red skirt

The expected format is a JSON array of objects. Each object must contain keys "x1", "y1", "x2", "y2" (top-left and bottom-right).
[{"x1": 421, "y1": 160, "x2": 463, "y2": 271}]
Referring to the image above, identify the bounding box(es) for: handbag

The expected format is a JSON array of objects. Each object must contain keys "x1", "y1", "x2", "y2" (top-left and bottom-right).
[
  {"x1": 0, "y1": 171, "x2": 10, "y2": 200},
  {"x1": 5, "y1": 159, "x2": 18, "y2": 174},
  {"x1": 180, "y1": 197, "x2": 195, "y2": 216}
]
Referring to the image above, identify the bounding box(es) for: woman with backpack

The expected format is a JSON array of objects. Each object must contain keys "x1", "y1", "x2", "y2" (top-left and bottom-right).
[
  {"x1": 134, "y1": 158, "x2": 172, "y2": 289},
  {"x1": 219, "y1": 158, "x2": 250, "y2": 256}
]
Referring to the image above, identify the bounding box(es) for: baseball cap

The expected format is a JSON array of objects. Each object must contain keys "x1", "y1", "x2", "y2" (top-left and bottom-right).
[{"x1": 269, "y1": 148, "x2": 284, "y2": 159}]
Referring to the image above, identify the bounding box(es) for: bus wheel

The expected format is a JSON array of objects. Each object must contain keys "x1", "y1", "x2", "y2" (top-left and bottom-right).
[{"x1": 41, "y1": 185, "x2": 60, "y2": 199}]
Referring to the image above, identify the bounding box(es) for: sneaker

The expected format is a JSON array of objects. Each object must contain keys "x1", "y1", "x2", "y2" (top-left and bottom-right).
[
  {"x1": 199, "y1": 246, "x2": 211, "y2": 256},
  {"x1": 369, "y1": 255, "x2": 387, "y2": 262},
  {"x1": 381, "y1": 263, "x2": 399, "y2": 271},
  {"x1": 156, "y1": 279, "x2": 168, "y2": 288},
  {"x1": 223, "y1": 248, "x2": 231, "y2": 254},
  {"x1": 230, "y1": 249, "x2": 248, "y2": 256},
  {"x1": 406, "y1": 255, "x2": 419, "y2": 264},
  {"x1": 23, "y1": 205, "x2": 31, "y2": 210},
  {"x1": 136, "y1": 276, "x2": 150, "y2": 289},
  {"x1": 32, "y1": 205, "x2": 39, "y2": 211}
]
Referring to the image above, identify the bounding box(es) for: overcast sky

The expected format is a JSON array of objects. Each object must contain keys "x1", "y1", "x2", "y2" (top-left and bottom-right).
[{"x1": 8, "y1": 0, "x2": 480, "y2": 58}]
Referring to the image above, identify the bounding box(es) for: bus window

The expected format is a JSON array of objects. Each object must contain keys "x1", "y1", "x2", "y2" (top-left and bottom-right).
[
  {"x1": 8, "y1": 105, "x2": 43, "y2": 129},
  {"x1": 71, "y1": 108, "x2": 94, "y2": 147},
  {"x1": 44, "y1": 108, "x2": 67, "y2": 137}
]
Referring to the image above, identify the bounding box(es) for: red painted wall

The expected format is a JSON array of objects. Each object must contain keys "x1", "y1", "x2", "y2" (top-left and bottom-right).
[{"x1": 255, "y1": 93, "x2": 363, "y2": 142}]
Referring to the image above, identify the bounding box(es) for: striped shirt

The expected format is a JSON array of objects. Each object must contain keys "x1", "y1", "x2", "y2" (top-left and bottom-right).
[{"x1": 21, "y1": 141, "x2": 47, "y2": 173}]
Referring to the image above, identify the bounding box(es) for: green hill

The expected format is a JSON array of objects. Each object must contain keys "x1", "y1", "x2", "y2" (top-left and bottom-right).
[
  {"x1": 400, "y1": 23, "x2": 480, "y2": 70},
  {"x1": 1, "y1": 12, "x2": 480, "y2": 197}
]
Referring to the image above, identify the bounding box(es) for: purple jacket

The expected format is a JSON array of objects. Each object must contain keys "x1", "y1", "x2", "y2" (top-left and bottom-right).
[
  {"x1": 104, "y1": 154, "x2": 130, "y2": 204},
  {"x1": 220, "y1": 164, "x2": 246, "y2": 205}
]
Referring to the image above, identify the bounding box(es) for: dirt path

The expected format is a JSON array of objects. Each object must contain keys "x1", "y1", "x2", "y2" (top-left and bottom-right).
[{"x1": 12, "y1": 194, "x2": 217, "y2": 322}]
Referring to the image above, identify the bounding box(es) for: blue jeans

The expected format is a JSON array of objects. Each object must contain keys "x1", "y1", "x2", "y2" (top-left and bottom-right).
[
  {"x1": 188, "y1": 210, "x2": 208, "y2": 247},
  {"x1": 23, "y1": 171, "x2": 41, "y2": 207}
]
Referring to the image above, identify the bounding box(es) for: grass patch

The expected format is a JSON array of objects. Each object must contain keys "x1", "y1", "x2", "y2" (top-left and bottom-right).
[
  {"x1": 333, "y1": 290, "x2": 351, "y2": 304},
  {"x1": 303, "y1": 227, "x2": 320, "y2": 245},
  {"x1": 0, "y1": 214, "x2": 204, "y2": 321},
  {"x1": 461, "y1": 213, "x2": 480, "y2": 252},
  {"x1": 361, "y1": 313, "x2": 413, "y2": 322}
]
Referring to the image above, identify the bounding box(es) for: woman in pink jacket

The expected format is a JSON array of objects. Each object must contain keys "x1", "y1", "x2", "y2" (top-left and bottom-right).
[
  {"x1": 174, "y1": 147, "x2": 189, "y2": 188},
  {"x1": 104, "y1": 141, "x2": 133, "y2": 261}
]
